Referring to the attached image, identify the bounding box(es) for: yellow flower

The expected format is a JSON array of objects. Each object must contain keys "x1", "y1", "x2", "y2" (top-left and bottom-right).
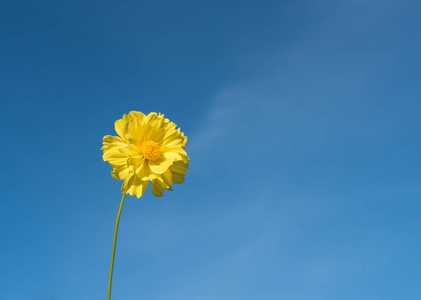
[{"x1": 101, "y1": 111, "x2": 189, "y2": 198}]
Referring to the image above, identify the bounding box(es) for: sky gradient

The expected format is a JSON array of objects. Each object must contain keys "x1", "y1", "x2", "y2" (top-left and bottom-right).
[{"x1": 1, "y1": 0, "x2": 421, "y2": 299}]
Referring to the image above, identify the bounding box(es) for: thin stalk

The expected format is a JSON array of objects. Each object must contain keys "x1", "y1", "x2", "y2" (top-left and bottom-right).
[{"x1": 108, "y1": 193, "x2": 126, "y2": 300}]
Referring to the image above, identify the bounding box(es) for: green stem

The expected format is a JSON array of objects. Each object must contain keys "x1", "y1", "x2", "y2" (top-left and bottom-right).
[{"x1": 108, "y1": 193, "x2": 126, "y2": 300}]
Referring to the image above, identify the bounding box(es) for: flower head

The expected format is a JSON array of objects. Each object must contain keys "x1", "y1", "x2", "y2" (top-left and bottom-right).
[{"x1": 101, "y1": 111, "x2": 189, "y2": 198}]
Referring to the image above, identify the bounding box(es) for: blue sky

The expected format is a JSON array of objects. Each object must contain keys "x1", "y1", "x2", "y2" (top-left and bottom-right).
[{"x1": 1, "y1": 0, "x2": 421, "y2": 299}]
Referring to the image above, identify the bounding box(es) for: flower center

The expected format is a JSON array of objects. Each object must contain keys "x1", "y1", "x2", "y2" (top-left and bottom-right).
[{"x1": 141, "y1": 140, "x2": 161, "y2": 161}]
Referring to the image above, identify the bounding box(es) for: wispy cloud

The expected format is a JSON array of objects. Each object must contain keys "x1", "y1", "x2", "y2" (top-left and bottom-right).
[{"x1": 189, "y1": 0, "x2": 405, "y2": 161}]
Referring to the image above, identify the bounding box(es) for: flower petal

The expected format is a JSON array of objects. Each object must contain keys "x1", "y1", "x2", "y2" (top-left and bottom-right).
[
  {"x1": 128, "y1": 111, "x2": 146, "y2": 121},
  {"x1": 160, "y1": 170, "x2": 173, "y2": 189},
  {"x1": 135, "y1": 180, "x2": 149, "y2": 198},
  {"x1": 151, "y1": 179, "x2": 164, "y2": 197},
  {"x1": 170, "y1": 161, "x2": 189, "y2": 184},
  {"x1": 114, "y1": 114, "x2": 130, "y2": 139},
  {"x1": 135, "y1": 160, "x2": 158, "y2": 181},
  {"x1": 161, "y1": 146, "x2": 187, "y2": 158},
  {"x1": 148, "y1": 154, "x2": 176, "y2": 175},
  {"x1": 103, "y1": 147, "x2": 128, "y2": 168},
  {"x1": 122, "y1": 175, "x2": 149, "y2": 198},
  {"x1": 121, "y1": 175, "x2": 136, "y2": 193},
  {"x1": 145, "y1": 117, "x2": 167, "y2": 142},
  {"x1": 111, "y1": 164, "x2": 133, "y2": 180},
  {"x1": 101, "y1": 135, "x2": 126, "y2": 151}
]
